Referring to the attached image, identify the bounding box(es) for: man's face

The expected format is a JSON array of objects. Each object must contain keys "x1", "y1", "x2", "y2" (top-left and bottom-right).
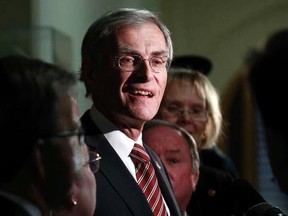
[
  {"x1": 91, "y1": 23, "x2": 168, "y2": 125},
  {"x1": 42, "y1": 95, "x2": 79, "y2": 207},
  {"x1": 44, "y1": 95, "x2": 96, "y2": 213},
  {"x1": 72, "y1": 144, "x2": 97, "y2": 216},
  {"x1": 143, "y1": 125, "x2": 199, "y2": 211}
]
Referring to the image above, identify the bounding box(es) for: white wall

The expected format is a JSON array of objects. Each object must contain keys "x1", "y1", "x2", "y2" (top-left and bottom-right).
[{"x1": 159, "y1": 0, "x2": 288, "y2": 94}]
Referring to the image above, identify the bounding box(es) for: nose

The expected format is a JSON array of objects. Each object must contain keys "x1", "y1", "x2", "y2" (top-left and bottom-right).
[
  {"x1": 178, "y1": 110, "x2": 193, "y2": 123},
  {"x1": 182, "y1": 109, "x2": 191, "y2": 119},
  {"x1": 135, "y1": 59, "x2": 154, "y2": 81},
  {"x1": 141, "y1": 58, "x2": 156, "y2": 72}
]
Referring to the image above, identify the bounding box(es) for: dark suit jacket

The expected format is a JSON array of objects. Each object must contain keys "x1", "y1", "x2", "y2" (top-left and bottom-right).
[
  {"x1": 200, "y1": 147, "x2": 239, "y2": 178},
  {"x1": 81, "y1": 110, "x2": 181, "y2": 216},
  {"x1": 0, "y1": 194, "x2": 39, "y2": 216},
  {"x1": 187, "y1": 166, "x2": 243, "y2": 216}
]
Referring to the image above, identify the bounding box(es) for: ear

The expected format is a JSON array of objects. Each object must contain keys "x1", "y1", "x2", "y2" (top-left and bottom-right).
[
  {"x1": 66, "y1": 182, "x2": 79, "y2": 210},
  {"x1": 191, "y1": 169, "x2": 200, "y2": 192},
  {"x1": 55, "y1": 182, "x2": 79, "y2": 216}
]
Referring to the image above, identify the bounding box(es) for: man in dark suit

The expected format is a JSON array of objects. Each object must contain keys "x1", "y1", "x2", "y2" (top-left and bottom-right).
[
  {"x1": 143, "y1": 119, "x2": 244, "y2": 216},
  {"x1": 80, "y1": 8, "x2": 181, "y2": 216}
]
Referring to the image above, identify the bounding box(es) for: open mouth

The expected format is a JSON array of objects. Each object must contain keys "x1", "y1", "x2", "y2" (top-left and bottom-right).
[{"x1": 130, "y1": 90, "x2": 153, "y2": 97}]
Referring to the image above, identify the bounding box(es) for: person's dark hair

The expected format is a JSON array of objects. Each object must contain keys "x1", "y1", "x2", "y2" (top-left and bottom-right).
[
  {"x1": 0, "y1": 55, "x2": 77, "y2": 182},
  {"x1": 171, "y1": 55, "x2": 213, "y2": 75},
  {"x1": 80, "y1": 8, "x2": 173, "y2": 97}
]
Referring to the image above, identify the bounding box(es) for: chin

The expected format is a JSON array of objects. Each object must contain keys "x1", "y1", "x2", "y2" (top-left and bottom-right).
[{"x1": 133, "y1": 109, "x2": 156, "y2": 121}]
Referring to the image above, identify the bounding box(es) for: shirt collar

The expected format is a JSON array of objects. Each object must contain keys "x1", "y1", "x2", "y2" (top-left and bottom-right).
[{"x1": 89, "y1": 106, "x2": 143, "y2": 159}]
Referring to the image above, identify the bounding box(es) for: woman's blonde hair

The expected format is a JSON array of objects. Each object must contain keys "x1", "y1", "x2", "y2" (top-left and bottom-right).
[{"x1": 161, "y1": 68, "x2": 222, "y2": 149}]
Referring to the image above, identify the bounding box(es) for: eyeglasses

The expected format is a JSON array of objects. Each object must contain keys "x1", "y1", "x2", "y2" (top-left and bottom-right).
[
  {"x1": 162, "y1": 105, "x2": 208, "y2": 122},
  {"x1": 46, "y1": 129, "x2": 85, "y2": 145},
  {"x1": 84, "y1": 151, "x2": 101, "y2": 173},
  {"x1": 114, "y1": 54, "x2": 171, "y2": 73},
  {"x1": 42, "y1": 130, "x2": 101, "y2": 173}
]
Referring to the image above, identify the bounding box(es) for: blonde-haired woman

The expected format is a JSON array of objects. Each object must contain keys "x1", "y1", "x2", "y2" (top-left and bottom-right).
[{"x1": 156, "y1": 68, "x2": 237, "y2": 177}]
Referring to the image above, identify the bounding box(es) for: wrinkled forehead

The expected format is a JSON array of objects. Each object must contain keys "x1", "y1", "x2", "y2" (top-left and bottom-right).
[{"x1": 144, "y1": 125, "x2": 185, "y2": 146}]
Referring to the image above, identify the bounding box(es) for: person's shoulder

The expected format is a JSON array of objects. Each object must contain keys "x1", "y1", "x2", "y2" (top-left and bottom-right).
[
  {"x1": 200, "y1": 147, "x2": 239, "y2": 177},
  {"x1": 188, "y1": 166, "x2": 238, "y2": 216},
  {"x1": 199, "y1": 165, "x2": 234, "y2": 183},
  {"x1": 200, "y1": 146, "x2": 229, "y2": 162},
  {"x1": 198, "y1": 165, "x2": 235, "y2": 196}
]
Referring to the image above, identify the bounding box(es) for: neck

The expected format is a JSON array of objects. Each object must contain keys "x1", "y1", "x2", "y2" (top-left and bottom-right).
[{"x1": 99, "y1": 108, "x2": 145, "y2": 141}]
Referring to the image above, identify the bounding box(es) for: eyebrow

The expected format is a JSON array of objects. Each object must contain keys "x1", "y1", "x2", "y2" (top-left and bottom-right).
[
  {"x1": 166, "y1": 149, "x2": 181, "y2": 154},
  {"x1": 118, "y1": 48, "x2": 169, "y2": 57}
]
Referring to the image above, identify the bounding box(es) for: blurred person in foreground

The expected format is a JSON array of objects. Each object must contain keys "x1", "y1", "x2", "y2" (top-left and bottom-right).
[
  {"x1": 80, "y1": 8, "x2": 181, "y2": 216},
  {"x1": 143, "y1": 119, "x2": 242, "y2": 216},
  {"x1": 0, "y1": 55, "x2": 99, "y2": 216},
  {"x1": 221, "y1": 29, "x2": 288, "y2": 213},
  {"x1": 249, "y1": 29, "x2": 288, "y2": 200}
]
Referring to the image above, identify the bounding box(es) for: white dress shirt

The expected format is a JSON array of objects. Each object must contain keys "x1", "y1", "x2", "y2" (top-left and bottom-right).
[
  {"x1": 89, "y1": 105, "x2": 142, "y2": 179},
  {"x1": 89, "y1": 105, "x2": 171, "y2": 215}
]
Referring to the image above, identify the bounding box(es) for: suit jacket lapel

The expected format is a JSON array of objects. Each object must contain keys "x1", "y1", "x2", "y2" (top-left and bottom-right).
[
  {"x1": 81, "y1": 111, "x2": 153, "y2": 215},
  {"x1": 145, "y1": 144, "x2": 181, "y2": 216}
]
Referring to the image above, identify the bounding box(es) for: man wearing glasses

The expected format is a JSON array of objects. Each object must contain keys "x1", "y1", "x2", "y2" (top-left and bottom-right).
[
  {"x1": 0, "y1": 55, "x2": 100, "y2": 216},
  {"x1": 80, "y1": 8, "x2": 181, "y2": 216}
]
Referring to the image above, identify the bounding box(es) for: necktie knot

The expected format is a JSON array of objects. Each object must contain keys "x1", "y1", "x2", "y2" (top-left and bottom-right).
[{"x1": 130, "y1": 143, "x2": 150, "y2": 164}]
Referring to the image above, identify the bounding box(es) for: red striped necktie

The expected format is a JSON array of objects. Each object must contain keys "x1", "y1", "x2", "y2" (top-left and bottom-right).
[{"x1": 130, "y1": 143, "x2": 168, "y2": 216}]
